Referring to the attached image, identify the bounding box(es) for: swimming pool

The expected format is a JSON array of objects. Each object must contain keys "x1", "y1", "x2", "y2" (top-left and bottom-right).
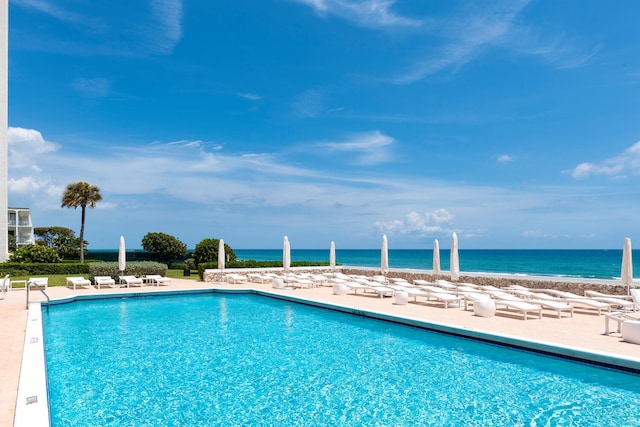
[{"x1": 43, "y1": 293, "x2": 640, "y2": 426}]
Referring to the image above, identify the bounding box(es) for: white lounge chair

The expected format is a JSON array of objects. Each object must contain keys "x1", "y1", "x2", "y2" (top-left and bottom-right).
[
  {"x1": 531, "y1": 290, "x2": 609, "y2": 315},
  {"x1": 458, "y1": 291, "x2": 493, "y2": 311},
  {"x1": 492, "y1": 298, "x2": 543, "y2": 320},
  {"x1": 582, "y1": 291, "x2": 635, "y2": 312},
  {"x1": 248, "y1": 273, "x2": 277, "y2": 284},
  {"x1": 365, "y1": 285, "x2": 394, "y2": 298},
  {"x1": 418, "y1": 285, "x2": 463, "y2": 309},
  {"x1": 434, "y1": 279, "x2": 458, "y2": 290},
  {"x1": 28, "y1": 277, "x2": 48, "y2": 290},
  {"x1": 509, "y1": 290, "x2": 574, "y2": 318},
  {"x1": 475, "y1": 290, "x2": 543, "y2": 320},
  {"x1": 119, "y1": 275, "x2": 143, "y2": 287},
  {"x1": 605, "y1": 289, "x2": 640, "y2": 335},
  {"x1": 311, "y1": 275, "x2": 330, "y2": 287},
  {"x1": 0, "y1": 274, "x2": 9, "y2": 298},
  {"x1": 388, "y1": 285, "x2": 431, "y2": 302},
  {"x1": 66, "y1": 276, "x2": 92, "y2": 290},
  {"x1": 94, "y1": 276, "x2": 116, "y2": 289},
  {"x1": 145, "y1": 275, "x2": 172, "y2": 286},
  {"x1": 287, "y1": 275, "x2": 315, "y2": 288},
  {"x1": 344, "y1": 281, "x2": 370, "y2": 295},
  {"x1": 225, "y1": 273, "x2": 246, "y2": 284}
]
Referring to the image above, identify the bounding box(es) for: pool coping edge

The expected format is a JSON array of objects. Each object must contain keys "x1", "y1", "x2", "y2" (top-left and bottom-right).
[{"x1": 15, "y1": 302, "x2": 50, "y2": 427}]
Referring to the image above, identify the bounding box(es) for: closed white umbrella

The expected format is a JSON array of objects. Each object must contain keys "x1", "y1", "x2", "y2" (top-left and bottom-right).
[
  {"x1": 381, "y1": 235, "x2": 389, "y2": 275},
  {"x1": 433, "y1": 239, "x2": 441, "y2": 276},
  {"x1": 218, "y1": 239, "x2": 225, "y2": 270},
  {"x1": 622, "y1": 237, "x2": 633, "y2": 295},
  {"x1": 118, "y1": 235, "x2": 126, "y2": 274},
  {"x1": 330, "y1": 241, "x2": 336, "y2": 272},
  {"x1": 450, "y1": 232, "x2": 459, "y2": 281},
  {"x1": 283, "y1": 236, "x2": 291, "y2": 273}
]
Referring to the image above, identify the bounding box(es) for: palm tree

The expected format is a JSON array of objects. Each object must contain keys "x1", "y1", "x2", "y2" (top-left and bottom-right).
[{"x1": 61, "y1": 181, "x2": 102, "y2": 263}]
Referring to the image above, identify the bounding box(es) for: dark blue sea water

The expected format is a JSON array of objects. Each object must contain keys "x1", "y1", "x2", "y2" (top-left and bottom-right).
[{"x1": 234, "y1": 249, "x2": 633, "y2": 280}]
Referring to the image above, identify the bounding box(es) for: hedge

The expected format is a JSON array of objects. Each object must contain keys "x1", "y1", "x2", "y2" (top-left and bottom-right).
[
  {"x1": 0, "y1": 261, "x2": 170, "y2": 279},
  {"x1": 89, "y1": 261, "x2": 168, "y2": 279}
]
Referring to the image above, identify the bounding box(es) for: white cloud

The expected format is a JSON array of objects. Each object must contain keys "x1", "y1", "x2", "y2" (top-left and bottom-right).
[
  {"x1": 315, "y1": 130, "x2": 395, "y2": 165},
  {"x1": 569, "y1": 141, "x2": 640, "y2": 179},
  {"x1": 497, "y1": 154, "x2": 512, "y2": 163},
  {"x1": 9, "y1": 126, "x2": 635, "y2": 248},
  {"x1": 374, "y1": 208, "x2": 455, "y2": 236},
  {"x1": 293, "y1": 0, "x2": 422, "y2": 29},
  {"x1": 8, "y1": 176, "x2": 52, "y2": 194},
  {"x1": 8, "y1": 127, "x2": 60, "y2": 169}
]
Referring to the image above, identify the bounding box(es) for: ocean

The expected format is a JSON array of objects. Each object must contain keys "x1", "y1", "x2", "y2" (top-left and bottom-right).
[{"x1": 234, "y1": 249, "x2": 632, "y2": 281}]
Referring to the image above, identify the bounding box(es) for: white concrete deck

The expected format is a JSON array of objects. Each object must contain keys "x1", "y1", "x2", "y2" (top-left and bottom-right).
[{"x1": 1, "y1": 277, "x2": 639, "y2": 426}]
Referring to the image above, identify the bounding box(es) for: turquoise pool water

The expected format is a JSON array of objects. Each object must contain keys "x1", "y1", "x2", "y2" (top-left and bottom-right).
[{"x1": 44, "y1": 294, "x2": 640, "y2": 426}]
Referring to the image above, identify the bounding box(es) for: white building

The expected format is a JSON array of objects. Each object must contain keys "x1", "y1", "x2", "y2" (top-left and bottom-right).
[{"x1": 8, "y1": 207, "x2": 34, "y2": 249}]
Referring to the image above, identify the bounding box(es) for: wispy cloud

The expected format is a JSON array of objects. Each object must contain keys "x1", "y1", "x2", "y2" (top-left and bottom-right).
[
  {"x1": 569, "y1": 141, "x2": 640, "y2": 179},
  {"x1": 237, "y1": 92, "x2": 261, "y2": 101},
  {"x1": 393, "y1": 0, "x2": 600, "y2": 84},
  {"x1": 72, "y1": 77, "x2": 110, "y2": 99},
  {"x1": 394, "y1": 1, "x2": 530, "y2": 84},
  {"x1": 497, "y1": 154, "x2": 513, "y2": 163},
  {"x1": 291, "y1": 89, "x2": 325, "y2": 118},
  {"x1": 10, "y1": 126, "x2": 633, "y2": 248},
  {"x1": 506, "y1": 27, "x2": 603, "y2": 70},
  {"x1": 148, "y1": 0, "x2": 183, "y2": 54},
  {"x1": 314, "y1": 130, "x2": 395, "y2": 165},
  {"x1": 11, "y1": 0, "x2": 86, "y2": 24},
  {"x1": 522, "y1": 230, "x2": 570, "y2": 239},
  {"x1": 293, "y1": 0, "x2": 423, "y2": 29},
  {"x1": 11, "y1": 0, "x2": 183, "y2": 56}
]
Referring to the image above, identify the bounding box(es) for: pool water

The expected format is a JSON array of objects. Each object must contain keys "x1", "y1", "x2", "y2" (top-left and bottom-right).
[{"x1": 43, "y1": 293, "x2": 640, "y2": 426}]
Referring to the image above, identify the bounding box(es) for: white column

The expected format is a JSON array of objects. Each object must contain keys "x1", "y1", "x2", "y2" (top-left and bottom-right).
[{"x1": 0, "y1": 0, "x2": 8, "y2": 261}]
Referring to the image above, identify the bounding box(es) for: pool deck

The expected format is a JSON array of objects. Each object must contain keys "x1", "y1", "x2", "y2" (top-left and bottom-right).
[{"x1": 1, "y1": 278, "x2": 639, "y2": 426}]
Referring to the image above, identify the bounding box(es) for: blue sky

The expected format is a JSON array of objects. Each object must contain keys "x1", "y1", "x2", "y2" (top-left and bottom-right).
[{"x1": 6, "y1": 0, "x2": 640, "y2": 250}]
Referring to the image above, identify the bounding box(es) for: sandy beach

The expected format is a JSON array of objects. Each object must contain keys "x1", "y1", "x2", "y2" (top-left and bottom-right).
[{"x1": 1, "y1": 275, "x2": 639, "y2": 427}]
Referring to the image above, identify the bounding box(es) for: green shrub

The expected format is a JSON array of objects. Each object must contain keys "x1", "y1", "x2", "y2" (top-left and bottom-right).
[
  {"x1": 0, "y1": 266, "x2": 30, "y2": 277},
  {"x1": 141, "y1": 232, "x2": 188, "y2": 264},
  {"x1": 193, "y1": 238, "x2": 236, "y2": 266},
  {"x1": 89, "y1": 261, "x2": 168, "y2": 278},
  {"x1": 9, "y1": 245, "x2": 60, "y2": 263}
]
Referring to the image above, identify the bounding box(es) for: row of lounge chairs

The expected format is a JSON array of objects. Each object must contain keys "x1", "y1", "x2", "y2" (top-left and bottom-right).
[
  {"x1": 62, "y1": 275, "x2": 172, "y2": 290},
  {"x1": 216, "y1": 271, "x2": 640, "y2": 329},
  {"x1": 240, "y1": 271, "x2": 637, "y2": 321}
]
